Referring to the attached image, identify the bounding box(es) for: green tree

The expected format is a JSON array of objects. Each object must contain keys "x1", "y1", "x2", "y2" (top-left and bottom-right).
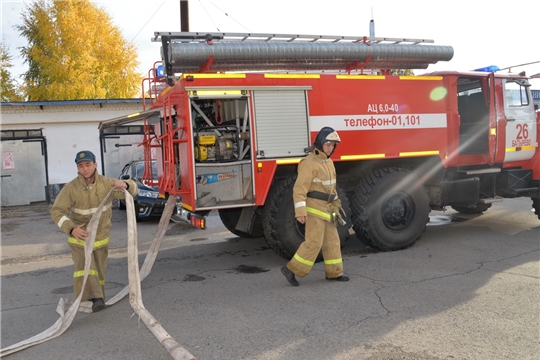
[
  {"x1": 16, "y1": 0, "x2": 141, "y2": 101},
  {"x1": 0, "y1": 41, "x2": 25, "y2": 102}
]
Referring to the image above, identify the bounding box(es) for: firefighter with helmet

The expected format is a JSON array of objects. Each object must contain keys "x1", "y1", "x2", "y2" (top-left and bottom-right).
[{"x1": 281, "y1": 127, "x2": 349, "y2": 286}]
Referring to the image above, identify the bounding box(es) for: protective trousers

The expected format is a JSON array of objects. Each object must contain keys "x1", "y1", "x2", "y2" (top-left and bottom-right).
[
  {"x1": 286, "y1": 215, "x2": 343, "y2": 278},
  {"x1": 68, "y1": 238, "x2": 108, "y2": 301}
]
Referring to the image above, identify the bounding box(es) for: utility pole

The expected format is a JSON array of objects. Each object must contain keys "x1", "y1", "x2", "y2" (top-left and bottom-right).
[
  {"x1": 369, "y1": 7, "x2": 375, "y2": 37},
  {"x1": 180, "y1": 0, "x2": 189, "y2": 32}
]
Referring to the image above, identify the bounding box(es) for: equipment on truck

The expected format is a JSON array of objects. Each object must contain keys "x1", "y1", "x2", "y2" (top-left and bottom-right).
[{"x1": 101, "y1": 32, "x2": 540, "y2": 260}]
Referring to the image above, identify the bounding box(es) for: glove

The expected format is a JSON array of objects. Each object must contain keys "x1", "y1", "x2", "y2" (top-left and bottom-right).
[{"x1": 332, "y1": 199, "x2": 346, "y2": 226}]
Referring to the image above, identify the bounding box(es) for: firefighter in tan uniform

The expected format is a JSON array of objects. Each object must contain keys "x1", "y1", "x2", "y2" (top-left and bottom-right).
[
  {"x1": 281, "y1": 127, "x2": 349, "y2": 286},
  {"x1": 50, "y1": 150, "x2": 137, "y2": 312}
]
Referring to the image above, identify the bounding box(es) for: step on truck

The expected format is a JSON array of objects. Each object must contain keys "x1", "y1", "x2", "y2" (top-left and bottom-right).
[{"x1": 104, "y1": 32, "x2": 540, "y2": 259}]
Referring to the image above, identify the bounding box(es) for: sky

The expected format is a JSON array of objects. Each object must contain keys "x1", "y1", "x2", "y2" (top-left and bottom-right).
[{"x1": 2, "y1": 0, "x2": 539, "y2": 89}]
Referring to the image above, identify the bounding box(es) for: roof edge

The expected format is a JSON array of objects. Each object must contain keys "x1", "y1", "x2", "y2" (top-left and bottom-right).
[{"x1": 1, "y1": 98, "x2": 151, "y2": 106}]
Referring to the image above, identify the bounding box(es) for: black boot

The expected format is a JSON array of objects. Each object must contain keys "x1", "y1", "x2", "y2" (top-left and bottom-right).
[
  {"x1": 326, "y1": 275, "x2": 350, "y2": 282},
  {"x1": 281, "y1": 266, "x2": 299, "y2": 286},
  {"x1": 91, "y1": 298, "x2": 105, "y2": 312}
]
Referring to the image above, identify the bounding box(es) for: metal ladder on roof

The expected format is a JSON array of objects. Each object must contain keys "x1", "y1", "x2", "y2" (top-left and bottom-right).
[{"x1": 152, "y1": 31, "x2": 435, "y2": 45}]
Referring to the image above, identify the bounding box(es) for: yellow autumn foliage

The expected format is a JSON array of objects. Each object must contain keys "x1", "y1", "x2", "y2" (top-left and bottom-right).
[
  {"x1": 17, "y1": 0, "x2": 142, "y2": 101},
  {"x1": 1, "y1": 41, "x2": 25, "y2": 102}
]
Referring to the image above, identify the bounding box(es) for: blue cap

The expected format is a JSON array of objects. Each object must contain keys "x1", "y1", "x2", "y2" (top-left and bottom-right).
[{"x1": 75, "y1": 150, "x2": 96, "y2": 163}]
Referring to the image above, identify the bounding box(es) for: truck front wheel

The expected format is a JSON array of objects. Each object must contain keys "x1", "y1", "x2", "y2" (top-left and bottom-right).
[
  {"x1": 262, "y1": 176, "x2": 351, "y2": 261},
  {"x1": 351, "y1": 167, "x2": 430, "y2": 251}
]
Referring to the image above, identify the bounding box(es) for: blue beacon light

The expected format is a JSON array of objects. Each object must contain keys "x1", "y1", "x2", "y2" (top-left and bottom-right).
[
  {"x1": 156, "y1": 65, "x2": 165, "y2": 77},
  {"x1": 474, "y1": 65, "x2": 500, "y2": 72}
]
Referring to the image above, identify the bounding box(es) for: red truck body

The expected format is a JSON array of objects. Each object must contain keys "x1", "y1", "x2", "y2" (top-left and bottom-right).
[{"x1": 129, "y1": 32, "x2": 540, "y2": 258}]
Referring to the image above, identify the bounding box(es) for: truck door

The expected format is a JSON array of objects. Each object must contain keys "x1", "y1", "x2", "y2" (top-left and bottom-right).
[
  {"x1": 456, "y1": 73, "x2": 497, "y2": 165},
  {"x1": 501, "y1": 79, "x2": 537, "y2": 163}
]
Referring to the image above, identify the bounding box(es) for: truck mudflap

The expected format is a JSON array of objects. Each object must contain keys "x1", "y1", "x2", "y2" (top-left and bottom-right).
[{"x1": 218, "y1": 206, "x2": 264, "y2": 238}]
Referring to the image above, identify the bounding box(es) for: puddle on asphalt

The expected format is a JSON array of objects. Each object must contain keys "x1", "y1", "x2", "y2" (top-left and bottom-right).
[
  {"x1": 234, "y1": 265, "x2": 269, "y2": 274},
  {"x1": 427, "y1": 215, "x2": 453, "y2": 226},
  {"x1": 428, "y1": 214, "x2": 470, "y2": 226},
  {"x1": 183, "y1": 274, "x2": 205, "y2": 282}
]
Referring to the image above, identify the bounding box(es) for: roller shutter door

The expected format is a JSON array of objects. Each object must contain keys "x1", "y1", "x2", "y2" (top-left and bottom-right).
[{"x1": 253, "y1": 90, "x2": 310, "y2": 158}]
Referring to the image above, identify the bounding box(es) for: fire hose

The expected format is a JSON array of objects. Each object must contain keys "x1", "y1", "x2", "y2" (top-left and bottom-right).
[{"x1": 0, "y1": 190, "x2": 196, "y2": 360}]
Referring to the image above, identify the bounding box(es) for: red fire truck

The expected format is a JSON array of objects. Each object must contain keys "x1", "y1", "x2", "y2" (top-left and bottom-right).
[{"x1": 125, "y1": 32, "x2": 540, "y2": 259}]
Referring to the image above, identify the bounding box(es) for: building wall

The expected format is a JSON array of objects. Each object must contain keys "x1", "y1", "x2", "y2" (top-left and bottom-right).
[{"x1": 1, "y1": 100, "x2": 147, "y2": 205}]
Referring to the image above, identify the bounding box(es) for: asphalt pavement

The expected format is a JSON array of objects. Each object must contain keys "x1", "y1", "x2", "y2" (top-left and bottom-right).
[{"x1": 1, "y1": 199, "x2": 539, "y2": 360}]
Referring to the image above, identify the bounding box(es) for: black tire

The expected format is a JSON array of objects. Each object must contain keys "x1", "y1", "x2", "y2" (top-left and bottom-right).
[
  {"x1": 451, "y1": 203, "x2": 492, "y2": 214},
  {"x1": 533, "y1": 198, "x2": 540, "y2": 220},
  {"x1": 118, "y1": 199, "x2": 126, "y2": 210},
  {"x1": 218, "y1": 207, "x2": 264, "y2": 238},
  {"x1": 350, "y1": 167, "x2": 430, "y2": 251},
  {"x1": 262, "y1": 176, "x2": 351, "y2": 261}
]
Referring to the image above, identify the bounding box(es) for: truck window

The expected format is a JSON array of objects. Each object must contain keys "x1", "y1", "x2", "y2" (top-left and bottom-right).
[{"x1": 505, "y1": 80, "x2": 530, "y2": 107}]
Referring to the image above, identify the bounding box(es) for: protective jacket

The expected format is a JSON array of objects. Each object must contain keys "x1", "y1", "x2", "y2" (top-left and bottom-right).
[
  {"x1": 51, "y1": 172, "x2": 137, "y2": 243},
  {"x1": 293, "y1": 150, "x2": 337, "y2": 222}
]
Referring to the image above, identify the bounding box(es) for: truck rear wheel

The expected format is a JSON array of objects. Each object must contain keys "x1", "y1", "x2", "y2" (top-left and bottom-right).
[
  {"x1": 218, "y1": 207, "x2": 264, "y2": 238},
  {"x1": 351, "y1": 167, "x2": 430, "y2": 251},
  {"x1": 262, "y1": 176, "x2": 351, "y2": 261},
  {"x1": 451, "y1": 203, "x2": 492, "y2": 214}
]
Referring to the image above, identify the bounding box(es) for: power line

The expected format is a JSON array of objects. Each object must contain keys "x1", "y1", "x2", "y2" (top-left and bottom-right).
[
  {"x1": 500, "y1": 60, "x2": 540, "y2": 72},
  {"x1": 205, "y1": 0, "x2": 251, "y2": 32},
  {"x1": 129, "y1": 1, "x2": 167, "y2": 44},
  {"x1": 197, "y1": 0, "x2": 220, "y2": 31}
]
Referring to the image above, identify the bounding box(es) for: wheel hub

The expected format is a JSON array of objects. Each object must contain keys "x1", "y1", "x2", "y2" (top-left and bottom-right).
[{"x1": 382, "y1": 193, "x2": 414, "y2": 230}]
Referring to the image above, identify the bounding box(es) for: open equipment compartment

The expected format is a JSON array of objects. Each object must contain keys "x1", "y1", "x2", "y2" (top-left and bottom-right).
[{"x1": 189, "y1": 90, "x2": 255, "y2": 210}]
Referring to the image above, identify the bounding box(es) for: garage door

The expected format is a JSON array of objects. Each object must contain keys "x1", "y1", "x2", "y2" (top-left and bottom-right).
[{"x1": 1, "y1": 132, "x2": 48, "y2": 206}]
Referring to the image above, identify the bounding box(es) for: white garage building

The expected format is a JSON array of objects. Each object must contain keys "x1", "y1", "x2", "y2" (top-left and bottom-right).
[{"x1": 0, "y1": 99, "x2": 154, "y2": 206}]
